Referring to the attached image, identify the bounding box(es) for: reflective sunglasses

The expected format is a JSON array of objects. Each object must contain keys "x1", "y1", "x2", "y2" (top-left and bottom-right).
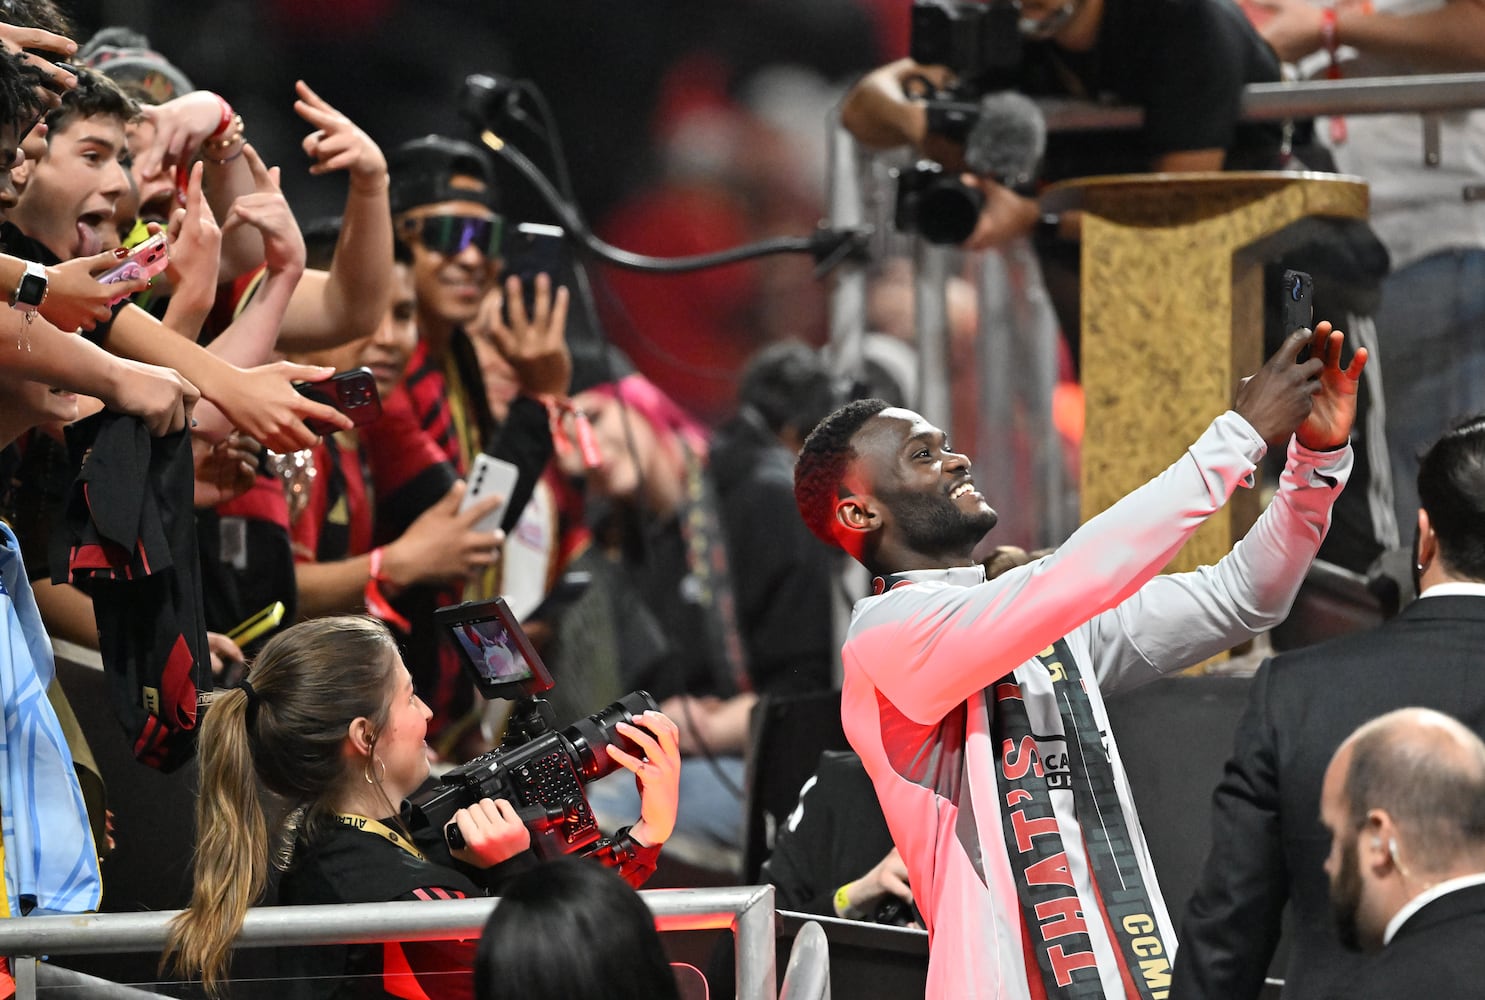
[{"x1": 402, "y1": 214, "x2": 504, "y2": 257}]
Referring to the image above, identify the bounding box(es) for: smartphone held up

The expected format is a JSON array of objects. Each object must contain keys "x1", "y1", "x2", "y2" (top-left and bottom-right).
[
  {"x1": 293, "y1": 367, "x2": 384, "y2": 436},
  {"x1": 500, "y1": 223, "x2": 564, "y2": 326},
  {"x1": 1282, "y1": 269, "x2": 1314, "y2": 337},
  {"x1": 98, "y1": 233, "x2": 170, "y2": 304}
]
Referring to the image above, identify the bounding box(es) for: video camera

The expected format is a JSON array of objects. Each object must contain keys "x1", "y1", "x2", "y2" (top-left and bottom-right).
[
  {"x1": 401, "y1": 597, "x2": 658, "y2": 859},
  {"x1": 892, "y1": 1, "x2": 1043, "y2": 244},
  {"x1": 910, "y1": 0, "x2": 1023, "y2": 96},
  {"x1": 893, "y1": 160, "x2": 986, "y2": 245}
]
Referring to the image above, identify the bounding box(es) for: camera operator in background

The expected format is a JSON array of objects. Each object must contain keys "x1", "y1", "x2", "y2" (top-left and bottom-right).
[
  {"x1": 164, "y1": 616, "x2": 680, "y2": 1000},
  {"x1": 841, "y1": 0, "x2": 1283, "y2": 366}
]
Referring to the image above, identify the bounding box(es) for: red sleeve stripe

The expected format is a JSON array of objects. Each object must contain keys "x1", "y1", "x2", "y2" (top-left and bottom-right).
[{"x1": 410, "y1": 886, "x2": 466, "y2": 902}]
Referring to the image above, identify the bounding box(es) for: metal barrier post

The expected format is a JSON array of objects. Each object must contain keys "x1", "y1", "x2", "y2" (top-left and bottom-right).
[
  {"x1": 13, "y1": 954, "x2": 35, "y2": 1000},
  {"x1": 825, "y1": 115, "x2": 868, "y2": 382},
  {"x1": 913, "y1": 242, "x2": 953, "y2": 432},
  {"x1": 734, "y1": 885, "x2": 778, "y2": 1000}
]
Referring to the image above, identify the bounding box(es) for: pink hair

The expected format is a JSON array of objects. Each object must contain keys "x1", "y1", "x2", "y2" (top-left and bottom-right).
[{"x1": 584, "y1": 373, "x2": 710, "y2": 460}]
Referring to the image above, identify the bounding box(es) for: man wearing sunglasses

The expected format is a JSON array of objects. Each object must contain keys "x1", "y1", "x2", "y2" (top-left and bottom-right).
[{"x1": 380, "y1": 135, "x2": 571, "y2": 755}]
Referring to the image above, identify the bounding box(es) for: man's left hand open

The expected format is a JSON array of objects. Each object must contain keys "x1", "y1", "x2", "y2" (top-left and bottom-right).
[{"x1": 1296, "y1": 320, "x2": 1367, "y2": 451}]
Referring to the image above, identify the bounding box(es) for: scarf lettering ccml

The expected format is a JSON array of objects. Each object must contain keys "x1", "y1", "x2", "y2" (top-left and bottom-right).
[{"x1": 992, "y1": 639, "x2": 1170, "y2": 1000}]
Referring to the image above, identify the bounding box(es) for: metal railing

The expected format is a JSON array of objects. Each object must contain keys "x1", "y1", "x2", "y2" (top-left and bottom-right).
[
  {"x1": 0, "y1": 885, "x2": 778, "y2": 1000},
  {"x1": 1038, "y1": 72, "x2": 1485, "y2": 131}
]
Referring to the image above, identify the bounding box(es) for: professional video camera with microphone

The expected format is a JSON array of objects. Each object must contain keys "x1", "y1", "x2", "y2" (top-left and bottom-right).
[
  {"x1": 891, "y1": 0, "x2": 1047, "y2": 244},
  {"x1": 401, "y1": 597, "x2": 658, "y2": 860}
]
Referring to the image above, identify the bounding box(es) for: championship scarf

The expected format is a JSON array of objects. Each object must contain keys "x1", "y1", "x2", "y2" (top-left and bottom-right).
[{"x1": 991, "y1": 640, "x2": 1166, "y2": 1000}]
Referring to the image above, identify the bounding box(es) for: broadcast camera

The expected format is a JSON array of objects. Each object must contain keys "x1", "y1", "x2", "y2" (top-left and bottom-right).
[
  {"x1": 910, "y1": 0, "x2": 1023, "y2": 98},
  {"x1": 891, "y1": 0, "x2": 1044, "y2": 244},
  {"x1": 402, "y1": 597, "x2": 658, "y2": 859}
]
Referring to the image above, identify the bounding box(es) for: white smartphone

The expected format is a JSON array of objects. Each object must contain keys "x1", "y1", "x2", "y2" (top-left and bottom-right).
[{"x1": 460, "y1": 454, "x2": 520, "y2": 535}]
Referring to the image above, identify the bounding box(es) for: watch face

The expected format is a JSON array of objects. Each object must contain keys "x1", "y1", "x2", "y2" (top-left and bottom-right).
[{"x1": 16, "y1": 272, "x2": 46, "y2": 307}]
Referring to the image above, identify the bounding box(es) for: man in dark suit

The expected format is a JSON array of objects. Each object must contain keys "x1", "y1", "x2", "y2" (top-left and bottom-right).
[
  {"x1": 1317, "y1": 707, "x2": 1485, "y2": 999},
  {"x1": 1173, "y1": 414, "x2": 1485, "y2": 1000}
]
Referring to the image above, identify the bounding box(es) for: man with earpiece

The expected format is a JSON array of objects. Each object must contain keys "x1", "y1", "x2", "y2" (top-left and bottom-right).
[
  {"x1": 1175, "y1": 415, "x2": 1485, "y2": 1000},
  {"x1": 1314, "y1": 708, "x2": 1485, "y2": 998}
]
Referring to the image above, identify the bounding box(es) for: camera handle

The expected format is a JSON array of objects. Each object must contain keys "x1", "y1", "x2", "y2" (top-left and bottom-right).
[{"x1": 503, "y1": 697, "x2": 557, "y2": 747}]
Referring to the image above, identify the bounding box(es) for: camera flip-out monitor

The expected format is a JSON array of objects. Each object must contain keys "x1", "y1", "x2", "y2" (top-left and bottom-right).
[{"x1": 433, "y1": 597, "x2": 554, "y2": 701}]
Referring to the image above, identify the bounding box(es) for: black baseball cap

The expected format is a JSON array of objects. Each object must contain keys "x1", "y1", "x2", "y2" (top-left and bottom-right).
[
  {"x1": 567, "y1": 338, "x2": 636, "y2": 396},
  {"x1": 387, "y1": 135, "x2": 500, "y2": 216}
]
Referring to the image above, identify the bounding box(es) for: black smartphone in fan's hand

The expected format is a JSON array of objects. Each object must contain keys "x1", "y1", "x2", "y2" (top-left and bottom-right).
[
  {"x1": 499, "y1": 223, "x2": 564, "y2": 326},
  {"x1": 293, "y1": 367, "x2": 383, "y2": 436}
]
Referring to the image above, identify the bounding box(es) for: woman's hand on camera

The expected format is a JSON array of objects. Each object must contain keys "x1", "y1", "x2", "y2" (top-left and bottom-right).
[
  {"x1": 449, "y1": 797, "x2": 530, "y2": 869},
  {"x1": 606, "y1": 710, "x2": 681, "y2": 847}
]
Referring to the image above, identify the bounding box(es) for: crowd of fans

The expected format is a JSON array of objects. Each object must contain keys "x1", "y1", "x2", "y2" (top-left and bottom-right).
[{"x1": 0, "y1": 0, "x2": 1482, "y2": 998}]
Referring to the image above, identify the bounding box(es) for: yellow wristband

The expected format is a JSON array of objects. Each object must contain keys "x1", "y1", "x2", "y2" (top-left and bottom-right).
[{"x1": 834, "y1": 883, "x2": 854, "y2": 917}]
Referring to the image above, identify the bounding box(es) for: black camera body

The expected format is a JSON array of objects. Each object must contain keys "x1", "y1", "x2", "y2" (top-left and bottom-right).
[
  {"x1": 402, "y1": 690, "x2": 658, "y2": 860},
  {"x1": 894, "y1": 160, "x2": 985, "y2": 246},
  {"x1": 874, "y1": 896, "x2": 924, "y2": 928},
  {"x1": 409, "y1": 597, "x2": 662, "y2": 860},
  {"x1": 910, "y1": 0, "x2": 1023, "y2": 93}
]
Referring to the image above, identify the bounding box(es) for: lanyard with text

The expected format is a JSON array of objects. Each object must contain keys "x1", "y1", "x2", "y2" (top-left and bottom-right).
[{"x1": 333, "y1": 813, "x2": 427, "y2": 863}]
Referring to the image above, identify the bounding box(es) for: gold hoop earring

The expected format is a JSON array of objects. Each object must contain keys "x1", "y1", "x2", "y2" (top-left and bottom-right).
[{"x1": 364, "y1": 755, "x2": 386, "y2": 785}]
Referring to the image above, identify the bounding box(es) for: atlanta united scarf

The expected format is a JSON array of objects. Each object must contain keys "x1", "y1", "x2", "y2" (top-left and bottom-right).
[{"x1": 991, "y1": 639, "x2": 1164, "y2": 999}]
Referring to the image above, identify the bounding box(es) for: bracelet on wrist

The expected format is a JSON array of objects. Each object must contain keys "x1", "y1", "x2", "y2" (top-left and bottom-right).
[
  {"x1": 201, "y1": 114, "x2": 246, "y2": 163},
  {"x1": 208, "y1": 94, "x2": 236, "y2": 139},
  {"x1": 834, "y1": 883, "x2": 857, "y2": 918},
  {"x1": 1319, "y1": 7, "x2": 1339, "y2": 55},
  {"x1": 202, "y1": 142, "x2": 246, "y2": 165},
  {"x1": 363, "y1": 548, "x2": 412, "y2": 631}
]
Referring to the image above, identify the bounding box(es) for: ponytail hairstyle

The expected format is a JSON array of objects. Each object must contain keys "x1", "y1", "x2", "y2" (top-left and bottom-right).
[{"x1": 163, "y1": 616, "x2": 400, "y2": 995}]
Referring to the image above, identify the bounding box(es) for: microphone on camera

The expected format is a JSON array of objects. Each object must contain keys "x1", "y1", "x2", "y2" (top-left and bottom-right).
[{"x1": 962, "y1": 91, "x2": 1047, "y2": 190}]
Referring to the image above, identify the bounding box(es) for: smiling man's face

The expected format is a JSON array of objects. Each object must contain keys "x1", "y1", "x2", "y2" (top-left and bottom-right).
[
  {"x1": 847, "y1": 407, "x2": 999, "y2": 561},
  {"x1": 11, "y1": 112, "x2": 133, "y2": 259}
]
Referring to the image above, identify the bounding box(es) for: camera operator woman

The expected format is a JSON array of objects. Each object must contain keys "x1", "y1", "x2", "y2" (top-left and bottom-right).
[{"x1": 163, "y1": 615, "x2": 681, "y2": 999}]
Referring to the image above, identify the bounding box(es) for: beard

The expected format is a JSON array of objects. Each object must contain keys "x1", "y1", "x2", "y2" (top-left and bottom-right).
[
  {"x1": 879, "y1": 485, "x2": 999, "y2": 558},
  {"x1": 1330, "y1": 835, "x2": 1365, "y2": 952}
]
